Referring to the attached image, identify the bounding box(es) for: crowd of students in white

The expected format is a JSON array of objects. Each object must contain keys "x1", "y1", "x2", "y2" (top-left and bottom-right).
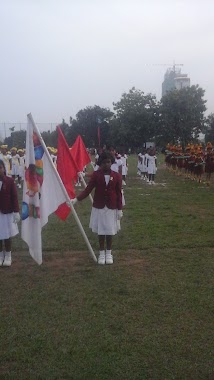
[{"x1": 137, "y1": 148, "x2": 157, "y2": 185}]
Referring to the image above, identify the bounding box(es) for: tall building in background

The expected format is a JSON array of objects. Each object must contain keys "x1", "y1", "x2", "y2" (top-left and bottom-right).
[{"x1": 162, "y1": 67, "x2": 190, "y2": 97}]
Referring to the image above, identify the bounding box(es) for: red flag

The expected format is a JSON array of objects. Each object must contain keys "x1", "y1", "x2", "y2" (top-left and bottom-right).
[
  {"x1": 69, "y1": 135, "x2": 91, "y2": 171},
  {"x1": 55, "y1": 127, "x2": 78, "y2": 221}
]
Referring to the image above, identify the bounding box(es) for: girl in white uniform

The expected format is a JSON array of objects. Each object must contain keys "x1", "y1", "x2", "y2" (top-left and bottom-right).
[
  {"x1": 137, "y1": 153, "x2": 142, "y2": 176},
  {"x1": 11, "y1": 147, "x2": 21, "y2": 188},
  {"x1": 109, "y1": 149, "x2": 125, "y2": 206},
  {"x1": 146, "y1": 148, "x2": 157, "y2": 185},
  {"x1": 17, "y1": 149, "x2": 25, "y2": 186},
  {"x1": 73, "y1": 152, "x2": 123, "y2": 265},
  {"x1": 140, "y1": 149, "x2": 147, "y2": 180},
  {"x1": 144, "y1": 149, "x2": 150, "y2": 182},
  {"x1": 120, "y1": 151, "x2": 128, "y2": 185},
  {"x1": 0, "y1": 159, "x2": 20, "y2": 266},
  {"x1": 0, "y1": 146, "x2": 11, "y2": 176}
]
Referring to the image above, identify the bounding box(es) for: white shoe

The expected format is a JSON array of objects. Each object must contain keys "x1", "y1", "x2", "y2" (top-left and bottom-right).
[
  {"x1": 105, "y1": 253, "x2": 113, "y2": 264},
  {"x1": 147, "y1": 179, "x2": 150, "y2": 183},
  {"x1": 17, "y1": 184, "x2": 21, "y2": 189},
  {"x1": 152, "y1": 181, "x2": 155, "y2": 185},
  {"x1": 0, "y1": 251, "x2": 4, "y2": 265},
  {"x1": 122, "y1": 180, "x2": 126, "y2": 185},
  {"x1": 148, "y1": 181, "x2": 152, "y2": 185},
  {"x1": 98, "y1": 252, "x2": 105, "y2": 265},
  {"x1": 3, "y1": 251, "x2": 11, "y2": 266}
]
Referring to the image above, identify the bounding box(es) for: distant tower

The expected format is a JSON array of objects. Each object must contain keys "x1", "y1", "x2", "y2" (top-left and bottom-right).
[{"x1": 162, "y1": 66, "x2": 190, "y2": 97}]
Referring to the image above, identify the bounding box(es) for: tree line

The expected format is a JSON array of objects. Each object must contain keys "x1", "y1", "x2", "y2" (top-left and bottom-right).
[{"x1": 2, "y1": 85, "x2": 213, "y2": 151}]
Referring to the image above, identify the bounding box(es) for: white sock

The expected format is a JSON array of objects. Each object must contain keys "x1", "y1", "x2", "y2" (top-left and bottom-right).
[
  {"x1": 106, "y1": 250, "x2": 112, "y2": 255},
  {"x1": 99, "y1": 250, "x2": 105, "y2": 255}
]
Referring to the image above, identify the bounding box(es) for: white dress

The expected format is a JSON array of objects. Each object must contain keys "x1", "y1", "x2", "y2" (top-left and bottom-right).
[
  {"x1": 0, "y1": 180, "x2": 19, "y2": 239},
  {"x1": 147, "y1": 155, "x2": 157, "y2": 174},
  {"x1": 11, "y1": 155, "x2": 20, "y2": 176},
  {"x1": 19, "y1": 156, "x2": 25, "y2": 180},
  {"x1": 94, "y1": 153, "x2": 100, "y2": 171},
  {"x1": 111, "y1": 160, "x2": 125, "y2": 206},
  {"x1": 111, "y1": 158, "x2": 122, "y2": 173},
  {"x1": 121, "y1": 155, "x2": 128, "y2": 176},
  {"x1": 141, "y1": 154, "x2": 146, "y2": 172},
  {"x1": 0, "y1": 212, "x2": 19, "y2": 239},
  {"x1": 144, "y1": 153, "x2": 149, "y2": 173},
  {"x1": 89, "y1": 175, "x2": 121, "y2": 235}
]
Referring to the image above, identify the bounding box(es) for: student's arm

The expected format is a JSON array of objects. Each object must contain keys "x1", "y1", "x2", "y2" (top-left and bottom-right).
[{"x1": 77, "y1": 172, "x2": 96, "y2": 201}]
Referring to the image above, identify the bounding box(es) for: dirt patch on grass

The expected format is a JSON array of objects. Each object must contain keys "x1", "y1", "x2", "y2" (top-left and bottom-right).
[{"x1": 2, "y1": 249, "x2": 149, "y2": 276}]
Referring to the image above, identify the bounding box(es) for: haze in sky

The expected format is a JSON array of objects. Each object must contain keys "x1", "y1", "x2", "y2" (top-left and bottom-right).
[{"x1": 1, "y1": 0, "x2": 214, "y2": 126}]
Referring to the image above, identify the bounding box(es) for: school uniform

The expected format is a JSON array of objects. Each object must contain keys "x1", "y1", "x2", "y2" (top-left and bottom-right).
[
  {"x1": 19, "y1": 155, "x2": 25, "y2": 180},
  {"x1": 0, "y1": 154, "x2": 11, "y2": 176},
  {"x1": 147, "y1": 154, "x2": 157, "y2": 174},
  {"x1": 141, "y1": 154, "x2": 146, "y2": 173},
  {"x1": 111, "y1": 157, "x2": 122, "y2": 174},
  {"x1": 144, "y1": 153, "x2": 149, "y2": 174},
  {"x1": 121, "y1": 155, "x2": 128, "y2": 176},
  {"x1": 0, "y1": 176, "x2": 19, "y2": 239},
  {"x1": 77, "y1": 169, "x2": 122, "y2": 235},
  {"x1": 11, "y1": 154, "x2": 20, "y2": 176}
]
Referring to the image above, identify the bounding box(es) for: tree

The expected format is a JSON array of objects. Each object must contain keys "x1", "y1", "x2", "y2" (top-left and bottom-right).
[
  {"x1": 160, "y1": 85, "x2": 207, "y2": 147},
  {"x1": 205, "y1": 113, "x2": 214, "y2": 144},
  {"x1": 70, "y1": 106, "x2": 114, "y2": 147},
  {"x1": 111, "y1": 87, "x2": 160, "y2": 148},
  {"x1": 4, "y1": 130, "x2": 26, "y2": 148}
]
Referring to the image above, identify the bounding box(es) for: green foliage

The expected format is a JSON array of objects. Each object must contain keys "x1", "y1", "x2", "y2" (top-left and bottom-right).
[
  {"x1": 205, "y1": 113, "x2": 214, "y2": 143},
  {"x1": 3, "y1": 86, "x2": 208, "y2": 150},
  {"x1": 70, "y1": 105, "x2": 114, "y2": 148},
  {"x1": 160, "y1": 85, "x2": 207, "y2": 146},
  {"x1": 111, "y1": 87, "x2": 160, "y2": 148},
  {"x1": 4, "y1": 130, "x2": 26, "y2": 148}
]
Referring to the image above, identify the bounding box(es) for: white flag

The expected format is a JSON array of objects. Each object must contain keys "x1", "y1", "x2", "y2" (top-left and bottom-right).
[{"x1": 21, "y1": 115, "x2": 67, "y2": 264}]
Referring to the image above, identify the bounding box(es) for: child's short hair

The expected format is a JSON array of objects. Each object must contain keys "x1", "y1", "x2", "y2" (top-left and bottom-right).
[{"x1": 97, "y1": 151, "x2": 115, "y2": 166}]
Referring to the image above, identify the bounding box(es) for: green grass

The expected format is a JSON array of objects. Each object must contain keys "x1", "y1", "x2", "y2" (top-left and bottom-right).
[{"x1": 0, "y1": 155, "x2": 214, "y2": 379}]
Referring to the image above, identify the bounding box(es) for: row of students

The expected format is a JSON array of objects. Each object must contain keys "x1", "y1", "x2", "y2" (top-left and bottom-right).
[
  {"x1": 0, "y1": 145, "x2": 57, "y2": 189},
  {"x1": 0, "y1": 145, "x2": 26, "y2": 188},
  {"x1": 137, "y1": 148, "x2": 157, "y2": 185},
  {"x1": 165, "y1": 142, "x2": 214, "y2": 186}
]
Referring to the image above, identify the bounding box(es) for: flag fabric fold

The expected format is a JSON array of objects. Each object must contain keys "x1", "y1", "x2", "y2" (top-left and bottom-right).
[
  {"x1": 69, "y1": 135, "x2": 91, "y2": 172},
  {"x1": 21, "y1": 115, "x2": 67, "y2": 265},
  {"x1": 55, "y1": 127, "x2": 78, "y2": 221}
]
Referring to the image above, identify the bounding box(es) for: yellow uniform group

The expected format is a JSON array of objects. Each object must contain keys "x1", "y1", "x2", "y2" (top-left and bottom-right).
[
  {"x1": 0, "y1": 145, "x2": 57, "y2": 188},
  {"x1": 165, "y1": 142, "x2": 214, "y2": 186}
]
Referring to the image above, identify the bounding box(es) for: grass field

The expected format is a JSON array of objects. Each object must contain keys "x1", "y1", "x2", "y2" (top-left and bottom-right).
[{"x1": 0, "y1": 155, "x2": 214, "y2": 379}]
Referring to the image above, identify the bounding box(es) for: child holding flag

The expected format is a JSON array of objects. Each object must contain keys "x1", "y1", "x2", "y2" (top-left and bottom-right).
[
  {"x1": 72, "y1": 152, "x2": 123, "y2": 265},
  {"x1": 0, "y1": 159, "x2": 20, "y2": 266}
]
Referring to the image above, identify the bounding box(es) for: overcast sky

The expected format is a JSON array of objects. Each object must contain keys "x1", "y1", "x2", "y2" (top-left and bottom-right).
[{"x1": 1, "y1": 0, "x2": 214, "y2": 127}]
